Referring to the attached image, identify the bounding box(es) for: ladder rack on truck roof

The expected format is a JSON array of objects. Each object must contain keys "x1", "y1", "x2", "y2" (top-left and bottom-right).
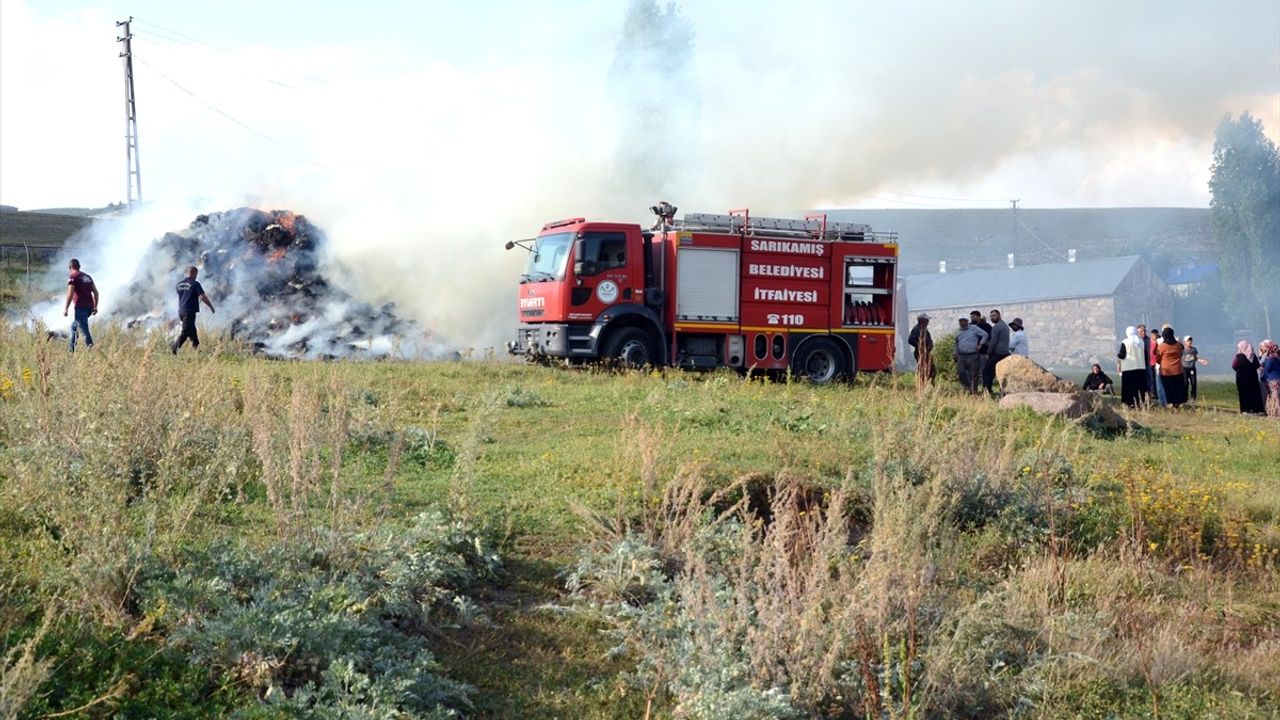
[{"x1": 677, "y1": 211, "x2": 897, "y2": 244}]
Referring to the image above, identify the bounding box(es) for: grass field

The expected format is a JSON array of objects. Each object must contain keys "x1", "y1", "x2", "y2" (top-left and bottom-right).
[
  {"x1": 0, "y1": 212, "x2": 95, "y2": 248},
  {"x1": 1, "y1": 322, "x2": 1277, "y2": 719}
]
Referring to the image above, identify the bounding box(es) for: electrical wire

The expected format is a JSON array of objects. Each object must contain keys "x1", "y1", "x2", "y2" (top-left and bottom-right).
[
  {"x1": 1015, "y1": 214, "x2": 1069, "y2": 261},
  {"x1": 133, "y1": 19, "x2": 326, "y2": 88},
  {"x1": 133, "y1": 18, "x2": 235, "y2": 54},
  {"x1": 134, "y1": 57, "x2": 328, "y2": 170},
  {"x1": 132, "y1": 32, "x2": 303, "y2": 91}
]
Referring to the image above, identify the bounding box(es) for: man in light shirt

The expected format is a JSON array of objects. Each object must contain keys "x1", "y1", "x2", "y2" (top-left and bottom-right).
[
  {"x1": 1009, "y1": 318, "x2": 1029, "y2": 357},
  {"x1": 954, "y1": 317, "x2": 988, "y2": 394}
]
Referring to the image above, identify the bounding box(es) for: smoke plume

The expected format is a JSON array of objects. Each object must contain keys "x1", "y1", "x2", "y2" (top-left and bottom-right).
[{"x1": 30, "y1": 206, "x2": 449, "y2": 359}]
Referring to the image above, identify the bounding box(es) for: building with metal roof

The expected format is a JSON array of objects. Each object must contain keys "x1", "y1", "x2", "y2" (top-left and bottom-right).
[{"x1": 903, "y1": 256, "x2": 1172, "y2": 368}]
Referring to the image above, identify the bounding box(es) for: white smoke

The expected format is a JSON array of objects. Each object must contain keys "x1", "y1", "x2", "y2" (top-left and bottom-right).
[
  {"x1": 28, "y1": 202, "x2": 202, "y2": 329},
  {"x1": 5, "y1": 0, "x2": 1279, "y2": 353}
]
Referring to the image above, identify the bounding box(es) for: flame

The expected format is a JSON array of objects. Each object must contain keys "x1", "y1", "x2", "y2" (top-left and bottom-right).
[
  {"x1": 273, "y1": 211, "x2": 298, "y2": 235},
  {"x1": 267, "y1": 247, "x2": 288, "y2": 262}
]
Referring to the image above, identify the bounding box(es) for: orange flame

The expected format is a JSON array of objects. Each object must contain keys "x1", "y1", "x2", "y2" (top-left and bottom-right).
[{"x1": 274, "y1": 211, "x2": 298, "y2": 235}]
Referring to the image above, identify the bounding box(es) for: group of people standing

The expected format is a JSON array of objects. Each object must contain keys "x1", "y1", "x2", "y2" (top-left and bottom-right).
[
  {"x1": 1115, "y1": 323, "x2": 1205, "y2": 409},
  {"x1": 62, "y1": 260, "x2": 215, "y2": 354},
  {"x1": 908, "y1": 309, "x2": 1028, "y2": 395},
  {"x1": 1233, "y1": 340, "x2": 1280, "y2": 417}
]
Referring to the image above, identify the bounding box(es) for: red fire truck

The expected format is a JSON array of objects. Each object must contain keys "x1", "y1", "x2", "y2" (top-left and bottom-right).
[{"x1": 505, "y1": 202, "x2": 898, "y2": 383}]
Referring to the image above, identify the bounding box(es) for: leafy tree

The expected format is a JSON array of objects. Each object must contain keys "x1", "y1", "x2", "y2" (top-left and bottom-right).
[{"x1": 1209, "y1": 112, "x2": 1280, "y2": 338}]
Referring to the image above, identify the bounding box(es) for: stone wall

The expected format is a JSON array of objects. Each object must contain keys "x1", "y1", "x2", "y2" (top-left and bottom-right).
[{"x1": 910, "y1": 296, "x2": 1117, "y2": 369}]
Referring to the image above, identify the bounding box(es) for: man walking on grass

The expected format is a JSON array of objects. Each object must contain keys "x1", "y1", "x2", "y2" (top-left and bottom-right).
[
  {"x1": 171, "y1": 266, "x2": 215, "y2": 354},
  {"x1": 62, "y1": 258, "x2": 98, "y2": 352}
]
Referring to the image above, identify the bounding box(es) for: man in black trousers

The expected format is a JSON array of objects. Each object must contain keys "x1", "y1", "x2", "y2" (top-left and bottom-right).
[
  {"x1": 983, "y1": 308, "x2": 1010, "y2": 396},
  {"x1": 171, "y1": 266, "x2": 215, "y2": 353}
]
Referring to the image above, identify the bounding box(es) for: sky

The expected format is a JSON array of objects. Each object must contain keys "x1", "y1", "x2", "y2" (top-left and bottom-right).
[{"x1": 2, "y1": 0, "x2": 1278, "y2": 346}]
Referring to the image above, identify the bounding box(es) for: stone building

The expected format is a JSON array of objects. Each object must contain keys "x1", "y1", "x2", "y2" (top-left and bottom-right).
[{"x1": 904, "y1": 256, "x2": 1172, "y2": 369}]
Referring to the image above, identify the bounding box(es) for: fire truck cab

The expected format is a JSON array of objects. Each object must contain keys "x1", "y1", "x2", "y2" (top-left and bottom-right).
[{"x1": 506, "y1": 203, "x2": 898, "y2": 383}]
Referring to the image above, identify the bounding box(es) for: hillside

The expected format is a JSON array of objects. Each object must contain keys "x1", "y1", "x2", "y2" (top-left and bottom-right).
[
  {"x1": 0, "y1": 211, "x2": 96, "y2": 247},
  {"x1": 0, "y1": 206, "x2": 1215, "y2": 278},
  {"x1": 822, "y1": 207, "x2": 1212, "y2": 276}
]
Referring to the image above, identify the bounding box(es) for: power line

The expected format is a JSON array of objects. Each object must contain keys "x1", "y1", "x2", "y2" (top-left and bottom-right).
[
  {"x1": 134, "y1": 57, "x2": 328, "y2": 169},
  {"x1": 132, "y1": 33, "x2": 304, "y2": 91},
  {"x1": 1015, "y1": 214, "x2": 1069, "y2": 261},
  {"x1": 133, "y1": 18, "x2": 236, "y2": 54},
  {"x1": 132, "y1": 18, "x2": 329, "y2": 87}
]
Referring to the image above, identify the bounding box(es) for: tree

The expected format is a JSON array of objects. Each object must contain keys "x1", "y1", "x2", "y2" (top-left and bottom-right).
[{"x1": 1209, "y1": 112, "x2": 1280, "y2": 339}]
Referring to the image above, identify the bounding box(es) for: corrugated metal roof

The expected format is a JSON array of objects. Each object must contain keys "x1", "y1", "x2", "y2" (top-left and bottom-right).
[
  {"x1": 906, "y1": 255, "x2": 1144, "y2": 310},
  {"x1": 1164, "y1": 262, "x2": 1218, "y2": 284}
]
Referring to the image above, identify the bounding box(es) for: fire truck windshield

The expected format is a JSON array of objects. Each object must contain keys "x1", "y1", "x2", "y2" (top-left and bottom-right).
[{"x1": 522, "y1": 232, "x2": 572, "y2": 282}]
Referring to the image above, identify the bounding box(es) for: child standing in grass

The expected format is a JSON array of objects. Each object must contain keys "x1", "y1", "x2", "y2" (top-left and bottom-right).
[{"x1": 1180, "y1": 335, "x2": 1209, "y2": 402}]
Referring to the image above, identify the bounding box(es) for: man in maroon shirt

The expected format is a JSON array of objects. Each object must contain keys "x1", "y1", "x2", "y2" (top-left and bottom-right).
[{"x1": 62, "y1": 258, "x2": 99, "y2": 351}]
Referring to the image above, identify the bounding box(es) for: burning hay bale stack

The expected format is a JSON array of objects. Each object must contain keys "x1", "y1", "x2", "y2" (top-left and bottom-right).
[{"x1": 113, "y1": 208, "x2": 444, "y2": 359}]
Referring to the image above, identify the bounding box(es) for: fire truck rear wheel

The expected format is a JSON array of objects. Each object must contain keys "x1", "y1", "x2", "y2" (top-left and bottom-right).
[
  {"x1": 792, "y1": 338, "x2": 847, "y2": 384},
  {"x1": 603, "y1": 327, "x2": 655, "y2": 369}
]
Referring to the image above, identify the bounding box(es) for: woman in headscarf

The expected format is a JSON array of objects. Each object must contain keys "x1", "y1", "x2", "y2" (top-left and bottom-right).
[
  {"x1": 1232, "y1": 340, "x2": 1264, "y2": 415},
  {"x1": 1117, "y1": 326, "x2": 1148, "y2": 407},
  {"x1": 1082, "y1": 363, "x2": 1115, "y2": 394},
  {"x1": 1155, "y1": 327, "x2": 1187, "y2": 407},
  {"x1": 1261, "y1": 340, "x2": 1280, "y2": 418}
]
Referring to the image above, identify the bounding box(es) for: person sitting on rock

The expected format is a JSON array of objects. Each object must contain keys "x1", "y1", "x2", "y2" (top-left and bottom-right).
[{"x1": 1082, "y1": 363, "x2": 1114, "y2": 395}]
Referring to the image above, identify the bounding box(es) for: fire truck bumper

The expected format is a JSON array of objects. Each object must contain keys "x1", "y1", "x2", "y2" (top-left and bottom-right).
[{"x1": 507, "y1": 323, "x2": 601, "y2": 358}]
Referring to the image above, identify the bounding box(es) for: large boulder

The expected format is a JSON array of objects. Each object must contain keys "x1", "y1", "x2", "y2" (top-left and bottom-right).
[
  {"x1": 995, "y1": 355, "x2": 1078, "y2": 393},
  {"x1": 1079, "y1": 403, "x2": 1129, "y2": 435},
  {"x1": 999, "y1": 391, "x2": 1093, "y2": 418}
]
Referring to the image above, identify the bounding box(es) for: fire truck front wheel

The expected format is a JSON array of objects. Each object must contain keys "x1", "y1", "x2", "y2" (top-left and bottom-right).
[
  {"x1": 792, "y1": 338, "x2": 848, "y2": 384},
  {"x1": 602, "y1": 327, "x2": 655, "y2": 369}
]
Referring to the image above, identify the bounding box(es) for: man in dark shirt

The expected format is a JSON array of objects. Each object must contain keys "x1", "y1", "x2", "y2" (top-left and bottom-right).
[
  {"x1": 62, "y1": 258, "x2": 99, "y2": 352},
  {"x1": 171, "y1": 266, "x2": 215, "y2": 354},
  {"x1": 969, "y1": 310, "x2": 993, "y2": 344},
  {"x1": 907, "y1": 313, "x2": 935, "y2": 384},
  {"x1": 983, "y1": 309, "x2": 1011, "y2": 396}
]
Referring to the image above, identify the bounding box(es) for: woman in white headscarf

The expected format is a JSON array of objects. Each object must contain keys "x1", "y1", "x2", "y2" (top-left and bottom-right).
[
  {"x1": 1233, "y1": 340, "x2": 1264, "y2": 414},
  {"x1": 1117, "y1": 325, "x2": 1148, "y2": 407}
]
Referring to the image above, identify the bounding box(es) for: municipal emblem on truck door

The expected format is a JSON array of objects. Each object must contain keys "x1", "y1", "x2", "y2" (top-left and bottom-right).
[{"x1": 596, "y1": 280, "x2": 619, "y2": 304}]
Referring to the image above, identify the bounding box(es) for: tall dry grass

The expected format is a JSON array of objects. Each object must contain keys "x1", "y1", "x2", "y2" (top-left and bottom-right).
[
  {"x1": 0, "y1": 323, "x2": 380, "y2": 623},
  {"x1": 572, "y1": 395, "x2": 1278, "y2": 718}
]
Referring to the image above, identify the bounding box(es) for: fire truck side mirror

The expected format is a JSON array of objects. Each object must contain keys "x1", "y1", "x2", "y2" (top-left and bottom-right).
[{"x1": 573, "y1": 236, "x2": 586, "y2": 277}]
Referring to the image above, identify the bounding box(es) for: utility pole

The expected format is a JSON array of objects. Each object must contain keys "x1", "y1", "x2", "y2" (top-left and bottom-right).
[{"x1": 117, "y1": 17, "x2": 142, "y2": 212}]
